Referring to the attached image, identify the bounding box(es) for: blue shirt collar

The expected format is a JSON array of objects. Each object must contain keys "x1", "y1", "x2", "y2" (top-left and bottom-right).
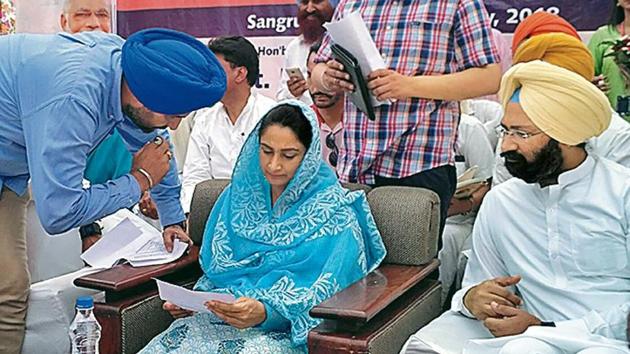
[{"x1": 108, "y1": 53, "x2": 124, "y2": 124}]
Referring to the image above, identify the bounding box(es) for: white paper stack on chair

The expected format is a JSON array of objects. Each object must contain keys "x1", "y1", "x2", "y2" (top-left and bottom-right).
[
  {"x1": 80, "y1": 213, "x2": 188, "y2": 268},
  {"x1": 454, "y1": 166, "x2": 487, "y2": 199},
  {"x1": 155, "y1": 279, "x2": 236, "y2": 314}
]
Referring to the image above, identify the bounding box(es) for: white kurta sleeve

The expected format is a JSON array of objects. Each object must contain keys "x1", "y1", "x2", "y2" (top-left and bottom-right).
[
  {"x1": 450, "y1": 192, "x2": 511, "y2": 316},
  {"x1": 276, "y1": 54, "x2": 295, "y2": 102},
  {"x1": 181, "y1": 116, "x2": 213, "y2": 214},
  {"x1": 275, "y1": 38, "x2": 313, "y2": 104}
]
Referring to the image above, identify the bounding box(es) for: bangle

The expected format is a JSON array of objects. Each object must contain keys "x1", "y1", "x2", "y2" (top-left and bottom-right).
[{"x1": 136, "y1": 168, "x2": 154, "y2": 190}]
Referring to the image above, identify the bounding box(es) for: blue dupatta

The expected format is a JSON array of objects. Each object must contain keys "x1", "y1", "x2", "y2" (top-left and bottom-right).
[{"x1": 195, "y1": 100, "x2": 386, "y2": 346}]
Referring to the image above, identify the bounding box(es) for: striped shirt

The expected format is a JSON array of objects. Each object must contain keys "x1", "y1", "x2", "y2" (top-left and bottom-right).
[{"x1": 317, "y1": 0, "x2": 498, "y2": 184}]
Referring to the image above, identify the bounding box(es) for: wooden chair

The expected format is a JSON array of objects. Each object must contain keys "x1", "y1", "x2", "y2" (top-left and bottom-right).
[{"x1": 75, "y1": 179, "x2": 443, "y2": 353}]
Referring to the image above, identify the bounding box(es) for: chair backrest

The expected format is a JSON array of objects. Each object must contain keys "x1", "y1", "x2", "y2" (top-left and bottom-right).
[
  {"x1": 367, "y1": 186, "x2": 439, "y2": 265},
  {"x1": 189, "y1": 179, "x2": 230, "y2": 245},
  {"x1": 188, "y1": 180, "x2": 440, "y2": 265}
]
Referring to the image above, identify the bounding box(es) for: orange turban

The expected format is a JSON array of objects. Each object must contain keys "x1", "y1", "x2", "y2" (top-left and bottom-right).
[
  {"x1": 513, "y1": 33, "x2": 594, "y2": 80},
  {"x1": 512, "y1": 12, "x2": 580, "y2": 54}
]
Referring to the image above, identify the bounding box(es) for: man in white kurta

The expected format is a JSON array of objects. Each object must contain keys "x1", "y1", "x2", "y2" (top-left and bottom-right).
[
  {"x1": 181, "y1": 37, "x2": 275, "y2": 213},
  {"x1": 276, "y1": 0, "x2": 337, "y2": 104},
  {"x1": 493, "y1": 110, "x2": 630, "y2": 186},
  {"x1": 491, "y1": 28, "x2": 630, "y2": 187},
  {"x1": 402, "y1": 61, "x2": 630, "y2": 354}
]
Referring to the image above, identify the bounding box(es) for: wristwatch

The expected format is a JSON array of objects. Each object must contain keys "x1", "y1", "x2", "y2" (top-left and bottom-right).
[{"x1": 79, "y1": 222, "x2": 102, "y2": 240}]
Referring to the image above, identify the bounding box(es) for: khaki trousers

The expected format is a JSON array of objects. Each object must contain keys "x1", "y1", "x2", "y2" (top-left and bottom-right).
[{"x1": 0, "y1": 186, "x2": 30, "y2": 354}]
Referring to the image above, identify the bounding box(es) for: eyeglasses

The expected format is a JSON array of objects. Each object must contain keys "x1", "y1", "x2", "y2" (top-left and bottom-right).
[
  {"x1": 325, "y1": 132, "x2": 339, "y2": 167},
  {"x1": 495, "y1": 126, "x2": 543, "y2": 140}
]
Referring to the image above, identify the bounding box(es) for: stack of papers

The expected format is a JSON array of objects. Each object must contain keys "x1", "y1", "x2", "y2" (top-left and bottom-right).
[
  {"x1": 324, "y1": 11, "x2": 390, "y2": 107},
  {"x1": 454, "y1": 166, "x2": 487, "y2": 199},
  {"x1": 156, "y1": 279, "x2": 236, "y2": 313},
  {"x1": 81, "y1": 216, "x2": 188, "y2": 268}
]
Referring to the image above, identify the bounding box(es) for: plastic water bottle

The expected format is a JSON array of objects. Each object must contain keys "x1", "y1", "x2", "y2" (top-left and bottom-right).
[{"x1": 69, "y1": 296, "x2": 102, "y2": 354}]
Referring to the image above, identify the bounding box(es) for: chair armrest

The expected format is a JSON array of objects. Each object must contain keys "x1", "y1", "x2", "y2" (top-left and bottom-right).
[
  {"x1": 74, "y1": 246, "x2": 200, "y2": 294},
  {"x1": 310, "y1": 259, "x2": 439, "y2": 325}
]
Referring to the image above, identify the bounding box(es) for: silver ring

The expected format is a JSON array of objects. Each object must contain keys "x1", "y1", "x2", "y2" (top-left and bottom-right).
[{"x1": 153, "y1": 136, "x2": 163, "y2": 146}]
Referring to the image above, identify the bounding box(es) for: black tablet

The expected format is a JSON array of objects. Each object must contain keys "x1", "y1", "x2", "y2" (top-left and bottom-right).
[{"x1": 331, "y1": 44, "x2": 376, "y2": 121}]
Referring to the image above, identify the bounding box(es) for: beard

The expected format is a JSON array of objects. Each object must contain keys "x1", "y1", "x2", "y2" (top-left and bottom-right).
[
  {"x1": 501, "y1": 139, "x2": 564, "y2": 185},
  {"x1": 298, "y1": 6, "x2": 333, "y2": 43},
  {"x1": 123, "y1": 104, "x2": 163, "y2": 133}
]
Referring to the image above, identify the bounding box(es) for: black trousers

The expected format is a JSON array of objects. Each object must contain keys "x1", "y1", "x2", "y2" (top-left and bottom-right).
[{"x1": 373, "y1": 164, "x2": 457, "y2": 248}]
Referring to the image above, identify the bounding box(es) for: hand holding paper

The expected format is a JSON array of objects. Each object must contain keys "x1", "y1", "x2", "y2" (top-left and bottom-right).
[
  {"x1": 163, "y1": 301, "x2": 194, "y2": 319},
  {"x1": 156, "y1": 279, "x2": 236, "y2": 314},
  {"x1": 205, "y1": 297, "x2": 267, "y2": 329}
]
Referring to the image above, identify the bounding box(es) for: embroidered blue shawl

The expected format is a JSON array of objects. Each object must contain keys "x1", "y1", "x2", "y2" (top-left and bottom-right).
[{"x1": 195, "y1": 100, "x2": 386, "y2": 346}]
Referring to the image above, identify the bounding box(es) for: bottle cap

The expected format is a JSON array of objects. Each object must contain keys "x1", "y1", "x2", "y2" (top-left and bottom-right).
[{"x1": 76, "y1": 296, "x2": 94, "y2": 309}]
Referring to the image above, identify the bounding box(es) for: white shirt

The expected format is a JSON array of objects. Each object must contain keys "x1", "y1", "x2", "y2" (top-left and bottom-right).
[
  {"x1": 276, "y1": 35, "x2": 313, "y2": 105},
  {"x1": 449, "y1": 114, "x2": 495, "y2": 224},
  {"x1": 453, "y1": 155, "x2": 630, "y2": 341},
  {"x1": 493, "y1": 110, "x2": 630, "y2": 186},
  {"x1": 167, "y1": 115, "x2": 195, "y2": 175},
  {"x1": 455, "y1": 114, "x2": 495, "y2": 180},
  {"x1": 181, "y1": 92, "x2": 276, "y2": 213},
  {"x1": 468, "y1": 99, "x2": 503, "y2": 150},
  {"x1": 588, "y1": 110, "x2": 630, "y2": 168}
]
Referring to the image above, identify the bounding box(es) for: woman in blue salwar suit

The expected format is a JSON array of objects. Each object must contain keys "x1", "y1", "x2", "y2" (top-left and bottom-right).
[{"x1": 140, "y1": 101, "x2": 386, "y2": 353}]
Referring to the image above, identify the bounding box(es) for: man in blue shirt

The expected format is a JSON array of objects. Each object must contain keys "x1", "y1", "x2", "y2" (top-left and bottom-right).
[{"x1": 0, "y1": 28, "x2": 226, "y2": 352}]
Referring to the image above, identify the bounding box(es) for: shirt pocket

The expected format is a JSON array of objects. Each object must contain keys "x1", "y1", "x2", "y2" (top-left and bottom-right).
[
  {"x1": 377, "y1": 8, "x2": 453, "y2": 77},
  {"x1": 569, "y1": 219, "x2": 629, "y2": 276}
]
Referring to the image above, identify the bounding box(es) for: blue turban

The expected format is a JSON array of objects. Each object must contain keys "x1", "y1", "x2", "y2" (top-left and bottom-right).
[
  {"x1": 122, "y1": 28, "x2": 226, "y2": 115},
  {"x1": 296, "y1": 0, "x2": 339, "y2": 8}
]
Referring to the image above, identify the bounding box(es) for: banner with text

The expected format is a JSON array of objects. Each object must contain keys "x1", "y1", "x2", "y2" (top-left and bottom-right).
[{"x1": 117, "y1": 0, "x2": 611, "y2": 98}]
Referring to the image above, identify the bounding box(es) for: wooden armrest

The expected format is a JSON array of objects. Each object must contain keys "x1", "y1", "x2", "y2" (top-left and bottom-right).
[
  {"x1": 310, "y1": 259, "x2": 439, "y2": 324},
  {"x1": 74, "y1": 246, "x2": 200, "y2": 293}
]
